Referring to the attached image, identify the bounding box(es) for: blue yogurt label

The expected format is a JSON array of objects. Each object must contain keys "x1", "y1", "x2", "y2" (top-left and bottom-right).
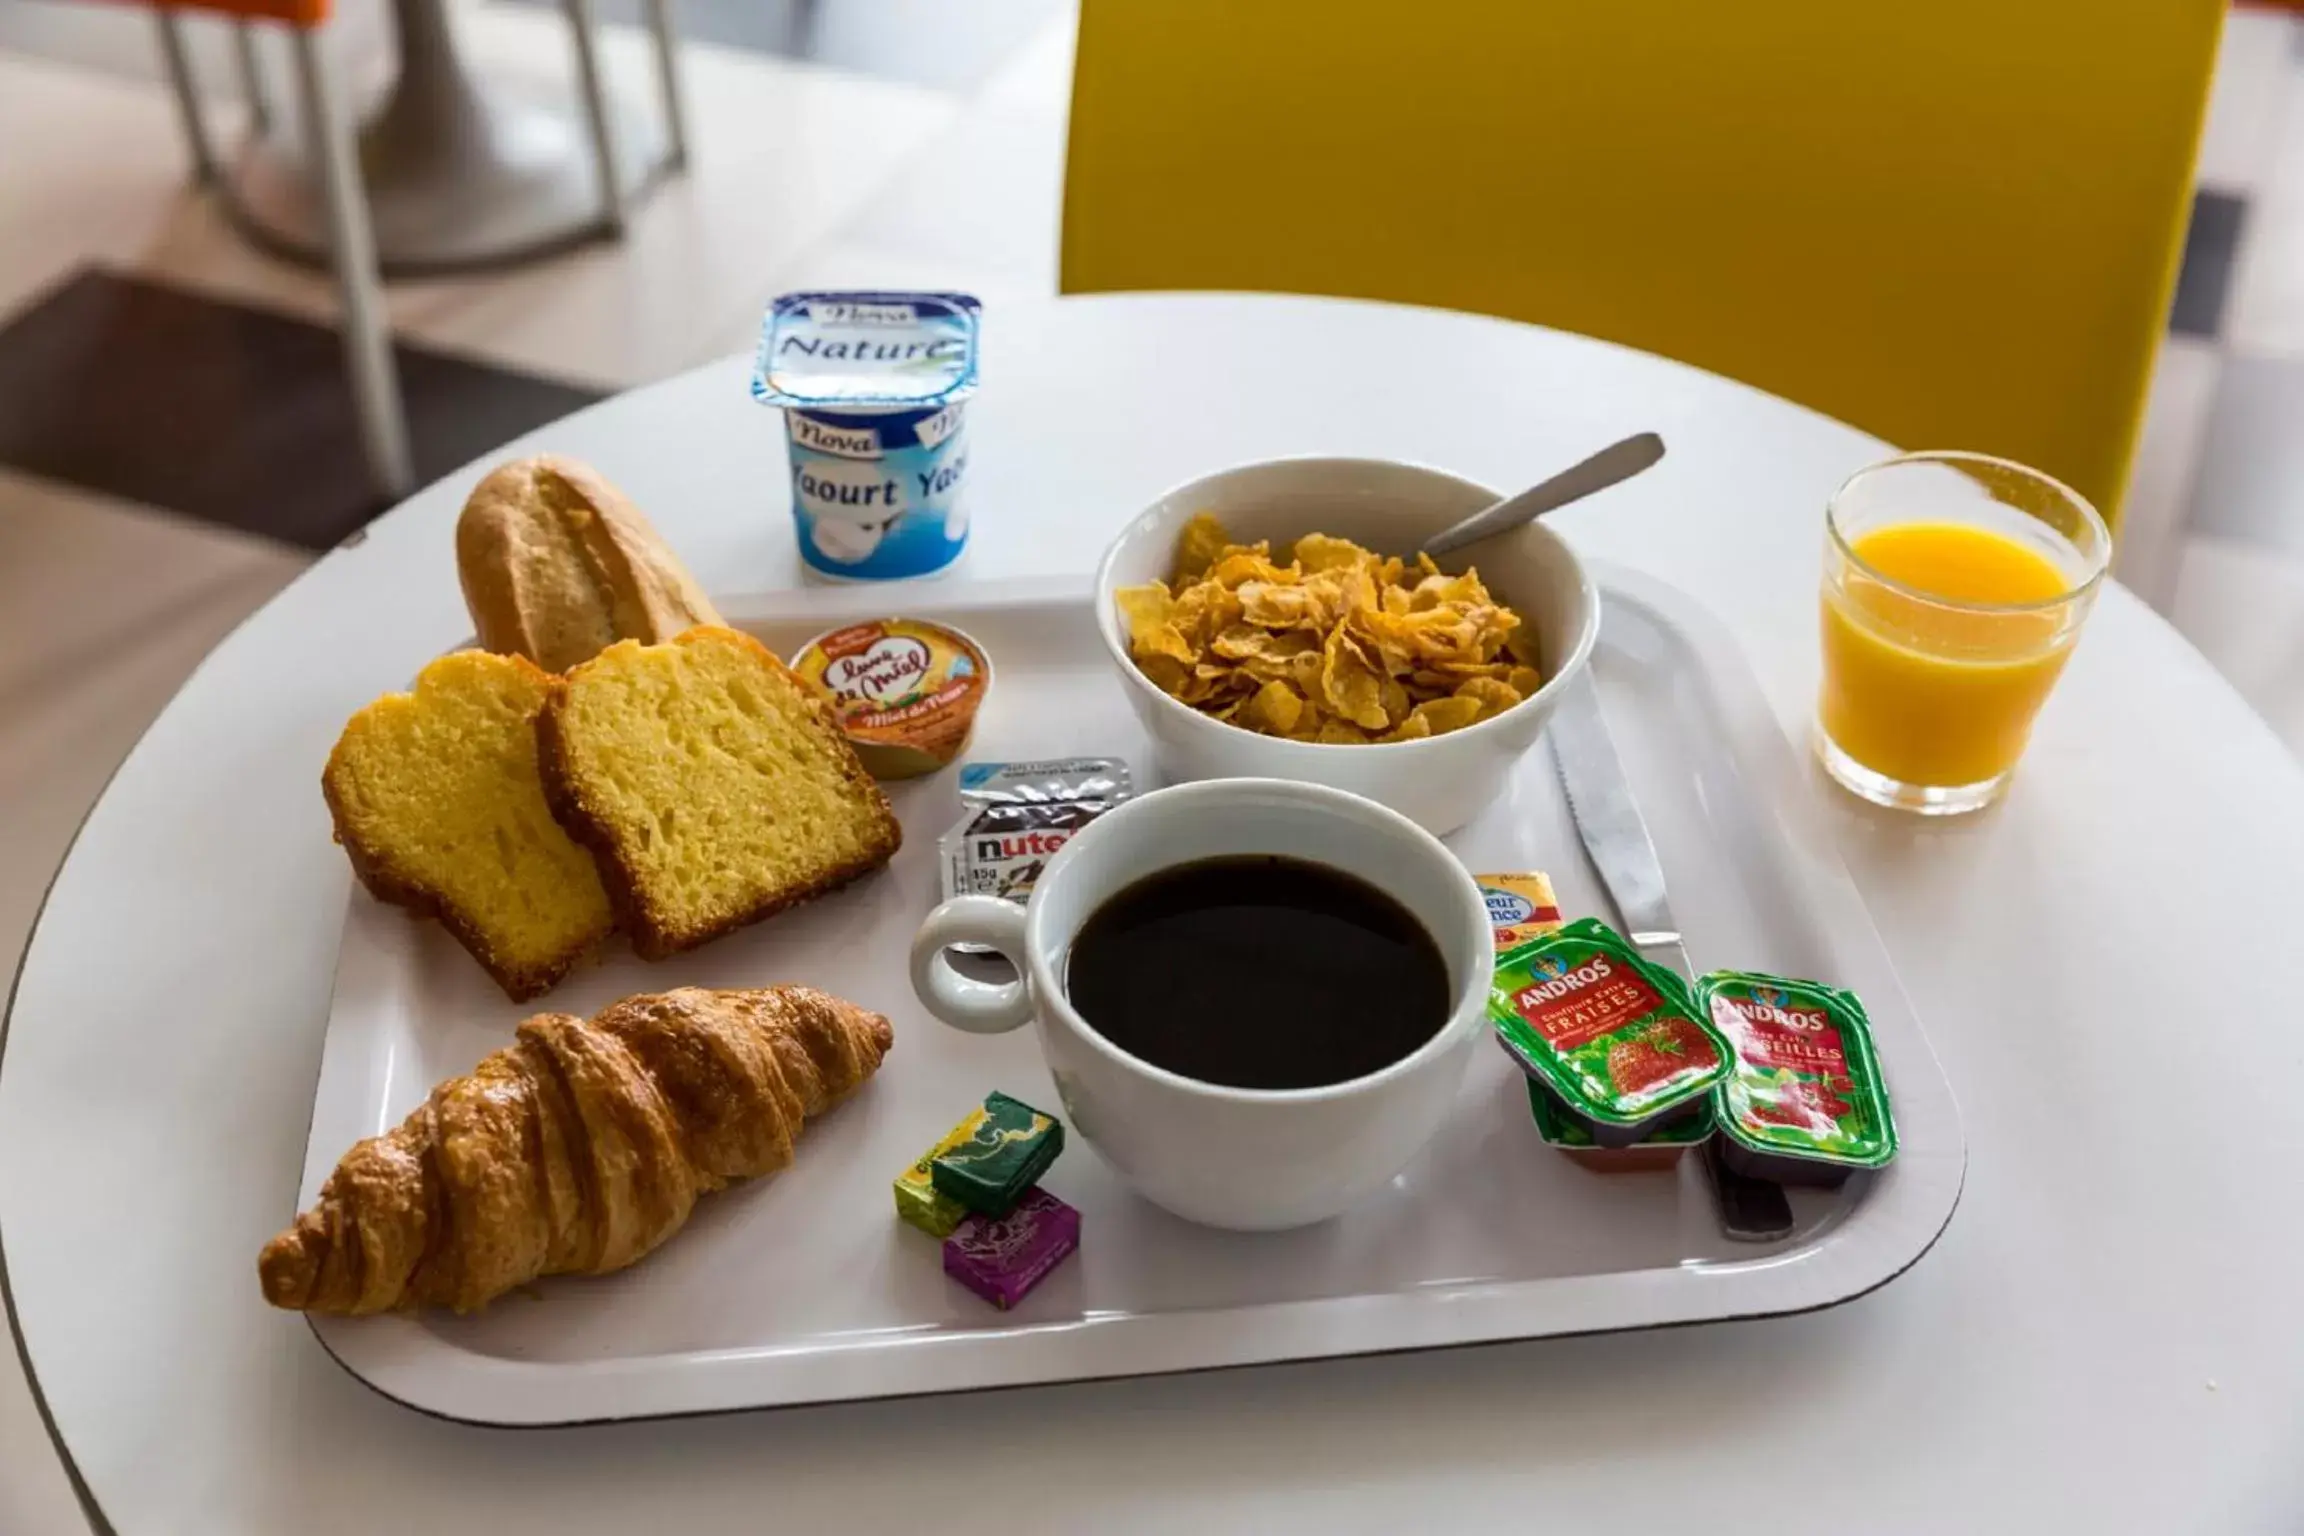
[{"x1": 753, "y1": 291, "x2": 981, "y2": 581}]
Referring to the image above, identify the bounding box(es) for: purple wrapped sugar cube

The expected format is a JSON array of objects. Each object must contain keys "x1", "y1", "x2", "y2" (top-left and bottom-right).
[{"x1": 942, "y1": 1188, "x2": 1080, "y2": 1309}]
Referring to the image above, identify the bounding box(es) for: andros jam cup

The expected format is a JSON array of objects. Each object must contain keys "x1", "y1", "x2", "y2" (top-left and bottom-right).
[
  {"x1": 1488, "y1": 917, "x2": 1731, "y2": 1147},
  {"x1": 752, "y1": 291, "x2": 981, "y2": 582},
  {"x1": 1697, "y1": 969, "x2": 1896, "y2": 1186}
]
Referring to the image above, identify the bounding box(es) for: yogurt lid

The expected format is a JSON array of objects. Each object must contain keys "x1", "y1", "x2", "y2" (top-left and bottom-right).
[{"x1": 751, "y1": 291, "x2": 982, "y2": 411}]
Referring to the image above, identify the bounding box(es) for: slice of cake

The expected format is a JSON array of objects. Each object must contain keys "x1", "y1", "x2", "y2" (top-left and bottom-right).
[
  {"x1": 538, "y1": 627, "x2": 902, "y2": 959},
  {"x1": 324, "y1": 650, "x2": 614, "y2": 1000}
]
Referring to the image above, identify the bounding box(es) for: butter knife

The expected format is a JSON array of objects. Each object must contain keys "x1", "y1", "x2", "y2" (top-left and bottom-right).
[
  {"x1": 1547, "y1": 671, "x2": 1795, "y2": 1242},
  {"x1": 1547, "y1": 673, "x2": 1691, "y2": 980}
]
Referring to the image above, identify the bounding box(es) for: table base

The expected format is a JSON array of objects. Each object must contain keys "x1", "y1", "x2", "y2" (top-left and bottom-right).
[{"x1": 221, "y1": 73, "x2": 670, "y2": 278}]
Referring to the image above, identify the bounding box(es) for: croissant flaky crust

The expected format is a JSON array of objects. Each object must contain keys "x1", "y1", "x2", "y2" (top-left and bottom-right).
[{"x1": 259, "y1": 986, "x2": 893, "y2": 1315}]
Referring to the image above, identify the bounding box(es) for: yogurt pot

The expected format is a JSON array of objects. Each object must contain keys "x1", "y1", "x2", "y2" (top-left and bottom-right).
[{"x1": 752, "y1": 291, "x2": 981, "y2": 582}]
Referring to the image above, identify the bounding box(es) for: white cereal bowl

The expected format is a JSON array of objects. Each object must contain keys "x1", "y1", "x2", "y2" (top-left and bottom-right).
[{"x1": 1094, "y1": 457, "x2": 1601, "y2": 836}]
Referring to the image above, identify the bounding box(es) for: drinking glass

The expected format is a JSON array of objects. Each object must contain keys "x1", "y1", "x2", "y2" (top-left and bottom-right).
[{"x1": 1816, "y1": 452, "x2": 2110, "y2": 814}]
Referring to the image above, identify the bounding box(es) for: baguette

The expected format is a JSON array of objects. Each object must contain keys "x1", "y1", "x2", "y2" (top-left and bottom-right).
[{"x1": 456, "y1": 455, "x2": 723, "y2": 674}]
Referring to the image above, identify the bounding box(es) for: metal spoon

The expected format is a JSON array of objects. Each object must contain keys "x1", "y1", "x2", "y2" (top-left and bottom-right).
[{"x1": 1419, "y1": 432, "x2": 1666, "y2": 558}]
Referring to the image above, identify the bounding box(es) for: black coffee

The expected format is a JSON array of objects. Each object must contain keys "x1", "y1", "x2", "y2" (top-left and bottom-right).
[{"x1": 1064, "y1": 854, "x2": 1451, "y2": 1091}]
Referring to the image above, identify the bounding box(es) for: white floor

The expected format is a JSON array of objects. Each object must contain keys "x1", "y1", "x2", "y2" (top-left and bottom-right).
[{"x1": 3, "y1": 5, "x2": 2304, "y2": 1532}]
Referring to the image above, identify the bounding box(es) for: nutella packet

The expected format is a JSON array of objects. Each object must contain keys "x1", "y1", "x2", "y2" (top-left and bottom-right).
[{"x1": 939, "y1": 759, "x2": 1133, "y2": 906}]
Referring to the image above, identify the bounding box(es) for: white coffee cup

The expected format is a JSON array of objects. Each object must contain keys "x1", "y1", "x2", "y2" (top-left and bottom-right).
[{"x1": 908, "y1": 779, "x2": 1494, "y2": 1231}]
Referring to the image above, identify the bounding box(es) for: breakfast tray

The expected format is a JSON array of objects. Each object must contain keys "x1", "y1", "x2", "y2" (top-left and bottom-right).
[{"x1": 300, "y1": 565, "x2": 1964, "y2": 1425}]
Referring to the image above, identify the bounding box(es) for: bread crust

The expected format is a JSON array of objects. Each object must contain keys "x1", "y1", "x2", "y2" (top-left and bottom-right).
[
  {"x1": 456, "y1": 455, "x2": 724, "y2": 674},
  {"x1": 536, "y1": 629, "x2": 902, "y2": 961}
]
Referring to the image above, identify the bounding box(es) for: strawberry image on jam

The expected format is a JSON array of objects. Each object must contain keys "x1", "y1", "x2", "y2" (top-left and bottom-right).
[
  {"x1": 1605, "y1": 1016, "x2": 1722, "y2": 1098},
  {"x1": 1489, "y1": 918, "x2": 1732, "y2": 1146}
]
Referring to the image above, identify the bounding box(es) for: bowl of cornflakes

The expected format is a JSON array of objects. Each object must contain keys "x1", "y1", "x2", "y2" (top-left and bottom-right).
[{"x1": 1094, "y1": 456, "x2": 1598, "y2": 835}]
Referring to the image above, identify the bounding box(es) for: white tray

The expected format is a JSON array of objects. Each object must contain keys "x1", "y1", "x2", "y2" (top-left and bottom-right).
[{"x1": 299, "y1": 566, "x2": 1964, "y2": 1425}]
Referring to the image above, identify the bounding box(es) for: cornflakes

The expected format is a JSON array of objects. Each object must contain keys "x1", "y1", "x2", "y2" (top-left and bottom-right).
[
  {"x1": 1114, "y1": 515, "x2": 1538, "y2": 743},
  {"x1": 1173, "y1": 512, "x2": 1234, "y2": 585},
  {"x1": 1240, "y1": 679, "x2": 1308, "y2": 736}
]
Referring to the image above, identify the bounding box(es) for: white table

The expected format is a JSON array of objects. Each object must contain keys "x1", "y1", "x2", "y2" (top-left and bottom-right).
[{"x1": 6, "y1": 294, "x2": 2301, "y2": 1533}]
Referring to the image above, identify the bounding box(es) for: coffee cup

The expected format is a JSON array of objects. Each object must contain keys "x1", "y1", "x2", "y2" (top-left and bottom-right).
[{"x1": 908, "y1": 779, "x2": 1493, "y2": 1230}]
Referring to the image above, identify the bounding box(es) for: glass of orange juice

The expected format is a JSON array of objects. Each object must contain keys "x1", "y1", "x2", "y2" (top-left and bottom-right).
[{"x1": 1817, "y1": 452, "x2": 2110, "y2": 814}]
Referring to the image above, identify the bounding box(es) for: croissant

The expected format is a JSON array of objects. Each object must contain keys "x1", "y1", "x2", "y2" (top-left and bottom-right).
[{"x1": 259, "y1": 986, "x2": 893, "y2": 1314}]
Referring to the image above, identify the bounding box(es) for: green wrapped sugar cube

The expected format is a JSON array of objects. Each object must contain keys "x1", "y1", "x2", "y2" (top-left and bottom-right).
[{"x1": 929, "y1": 1092, "x2": 1065, "y2": 1217}]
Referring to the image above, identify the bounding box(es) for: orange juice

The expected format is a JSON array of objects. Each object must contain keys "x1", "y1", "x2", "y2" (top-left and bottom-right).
[{"x1": 1819, "y1": 521, "x2": 2078, "y2": 788}]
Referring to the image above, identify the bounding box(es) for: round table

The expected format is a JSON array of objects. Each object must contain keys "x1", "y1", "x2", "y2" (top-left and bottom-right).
[{"x1": 6, "y1": 294, "x2": 2301, "y2": 1533}]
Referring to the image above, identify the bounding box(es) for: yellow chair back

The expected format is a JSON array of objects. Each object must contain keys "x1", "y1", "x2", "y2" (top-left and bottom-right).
[{"x1": 1061, "y1": 0, "x2": 2224, "y2": 527}]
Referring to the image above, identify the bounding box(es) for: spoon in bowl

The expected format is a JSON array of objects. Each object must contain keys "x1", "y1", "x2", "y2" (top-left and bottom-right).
[{"x1": 1419, "y1": 432, "x2": 1665, "y2": 559}]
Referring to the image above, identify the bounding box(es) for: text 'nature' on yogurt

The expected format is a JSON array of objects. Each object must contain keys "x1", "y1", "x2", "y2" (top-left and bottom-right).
[{"x1": 752, "y1": 291, "x2": 981, "y2": 582}]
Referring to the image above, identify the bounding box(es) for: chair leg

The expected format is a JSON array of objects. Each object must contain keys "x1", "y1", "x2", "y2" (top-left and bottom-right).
[
  {"x1": 288, "y1": 25, "x2": 415, "y2": 502},
  {"x1": 233, "y1": 19, "x2": 271, "y2": 136},
  {"x1": 642, "y1": 0, "x2": 690, "y2": 172},
  {"x1": 562, "y1": 0, "x2": 628, "y2": 235},
  {"x1": 152, "y1": 8, "x2": 220, "y2": 187}
]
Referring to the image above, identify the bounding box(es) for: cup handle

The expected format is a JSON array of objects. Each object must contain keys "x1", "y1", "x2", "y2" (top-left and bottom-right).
[{"x1": 910, "y1": 896, "x2": 1035, "y2": 1035}]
